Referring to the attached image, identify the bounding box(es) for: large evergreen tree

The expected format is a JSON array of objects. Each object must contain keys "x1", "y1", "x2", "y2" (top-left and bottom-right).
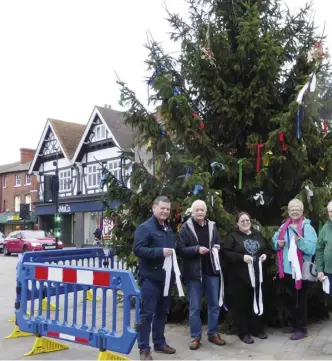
[{"x1": 104, "y1": 0, "x2": 332, "y2": 325}]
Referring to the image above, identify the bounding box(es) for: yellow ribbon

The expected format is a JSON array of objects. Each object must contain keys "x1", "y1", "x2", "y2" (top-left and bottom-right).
[{"x1": 263, "y1": 151, "x2": 273, "y2": 167}]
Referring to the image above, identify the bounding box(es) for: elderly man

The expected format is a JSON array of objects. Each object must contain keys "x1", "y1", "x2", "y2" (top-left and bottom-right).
[
  {"x1": 134, "y1": 196, "x2": 176, "y2": 360},
  {"x1": 177, "y1": 199, "x2": 226, "y2": 350}
]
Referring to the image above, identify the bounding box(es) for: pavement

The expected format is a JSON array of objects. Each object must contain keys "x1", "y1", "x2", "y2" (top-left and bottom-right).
[{"x1": 1, "y1": 254, "x2": 332, "y2": 360}]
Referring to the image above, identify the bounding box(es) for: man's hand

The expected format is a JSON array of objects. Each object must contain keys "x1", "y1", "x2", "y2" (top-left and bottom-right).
[
  {"x1": 199, "y1": 247, "x2": 209, "y2": 255},
  {"x1": 318, "y1": 272, "x2": 325, "y2": 281},
  {"x1": 277, "y1": 240, "x2": 285, "y2": 248},
  {"x1": 163, "y1": 248, "x2": 173, "y2": 257},
  {"x1": 243, "y1": 255, "x2": 253, "y2": 264},
  {"x1": 260, "y1": 254, "x2": 267, "y2": 262}
]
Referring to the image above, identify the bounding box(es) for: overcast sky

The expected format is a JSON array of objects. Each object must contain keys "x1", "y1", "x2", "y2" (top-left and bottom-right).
[{"x1": 0, "y1": 0, "x2": 330, "y2": 164}]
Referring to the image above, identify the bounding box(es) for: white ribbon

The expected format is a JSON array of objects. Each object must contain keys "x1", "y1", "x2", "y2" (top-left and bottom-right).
[
  {"x1": 248, "y1": 258, "x2": 263, "y2": 316},
  {"x1": 212, "y1": 247, "x2": 224, "y2": 307},
  {"x1": 163, "y1": 249, "x2": 184, "y2": 297},
  {"x1": 310, "y1": 73, "x2": 317, "y2": 92},
  {"x1": 322, "y1": 276, "x2": 330, "y2": 294},
  {"x1": 253, "y1": 191, "x2": 264, "y2": 205},
  {"x1": 296, "y1": 82, "x2": 309, "y2": 104},
  {"x1": 288, "y1": 236, "x2": 302, "y2": 281},
  {"x1": 305, "y1": 185, "x2": 314, "y2": 203}
]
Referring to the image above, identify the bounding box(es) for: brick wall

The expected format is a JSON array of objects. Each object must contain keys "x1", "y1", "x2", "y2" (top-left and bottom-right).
[{"x1": 1, "y1": 172, "x2": 39, "y2": 213}]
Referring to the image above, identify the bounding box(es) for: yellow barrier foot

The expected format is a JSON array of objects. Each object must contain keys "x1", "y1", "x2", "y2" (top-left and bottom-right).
[
  {"x1": 8, "y1": 312, "x2": 32, "y2": 323},
  {"x1": 97, "y1": 350, "x2": 130, "y2": 360},
  {"x1": 5, "y1": 325, "x2": 33, "y2": 339},
  {"x1": 42, "y1": 299, "x2": 57, "y2": 311},
  {"x1": 24, "y1": 337, "x2": 69, "y2": 356},
  {"x1": 86, "y1": 289, "x2": 101, "y2": 302}
]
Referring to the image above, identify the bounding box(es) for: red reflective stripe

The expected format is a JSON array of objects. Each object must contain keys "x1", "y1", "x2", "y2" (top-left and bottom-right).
[
  {"x1": 35, "y1": 266, "x2": 48, "y2": 280},
  {"x1": 47, "y1": 331, "x2": 59, "y2": 338},
  {"x1": 63, "y1": 268, "x2": 77, "y2": 283},
  {"x1": 93, "y1": 271, "x2": 110, "y2": 287},
  {"x1": 75, "y1": 337, "x2": 89, "y2": 344}
]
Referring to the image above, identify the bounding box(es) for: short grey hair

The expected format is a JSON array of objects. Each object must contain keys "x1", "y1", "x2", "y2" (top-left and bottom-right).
[
  {"x1": 327, "y1": 201, "x2": 332, "y2": 211},
  {"x1": 191, "y1": 200, "x2": 207, "y2": 216},
  {"x1": 153, "y1": 196, "x2": 171, "y2": 205},
  {"x1": 288, "y1": 198, "x2": 304, "y2": 211}
]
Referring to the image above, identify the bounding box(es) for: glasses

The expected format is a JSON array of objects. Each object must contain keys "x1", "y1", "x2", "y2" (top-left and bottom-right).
[{"x1": 239, "y1": 219, "x2": 251, "y2": 224}]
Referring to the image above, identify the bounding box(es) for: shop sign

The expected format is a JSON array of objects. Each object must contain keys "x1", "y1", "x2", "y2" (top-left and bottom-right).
[{"x1": 58, "y1": 204, "x2": 71, "y2": 213}]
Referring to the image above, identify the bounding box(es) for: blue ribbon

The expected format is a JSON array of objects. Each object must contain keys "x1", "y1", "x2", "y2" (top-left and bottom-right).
[
  {"x1": 185, "y1": 167, "x2": 192, "y2": 180},
  {"x1": 147, "y1": 65, "x2": 165, "y2": 85},
  {"x1": 173, "y1": 87, "x2": 181, "y2": 95},
  {"x1": 210, "y1": 162, "x2": 225, "y2": 176},
  {"x1": 193, "y1": 185, "x2": 204, "y2": 195},
  {"x1": 99, "y1": 166, "x2": 110, "y2": 189},
  {"x1": 158, "y1": 121, "x2": 166, "y2": 136}
]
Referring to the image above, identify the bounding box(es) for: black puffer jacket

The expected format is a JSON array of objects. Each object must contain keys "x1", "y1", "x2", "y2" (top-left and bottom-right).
[{"x1": 177, "y1": 218, "x2": 221, "y2": 281}]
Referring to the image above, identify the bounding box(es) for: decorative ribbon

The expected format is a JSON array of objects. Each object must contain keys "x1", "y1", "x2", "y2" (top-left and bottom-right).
[
  {"x1": 237, "y1": 160, "x2": 243, "y2": 190},
  {"x1": 100, "y1": 165, "x2": 110, "y2": 189},
  {"x1": 193, "y1": 185, "x2": 204, "y2": 195},
  {"x1": 263, "y1": 151, "x2": 273, "y2": 167},
  {"x1": 305, "y1": 185, "x2": 314, "y2": 203},
  {"x1": 165, "y1": 152, "x2": 171, "y2": 161},
  {"x1": 163, "y1": 249, "x2": 184, "y2": 297},
  {"x1": 119, "y1": 91, "x2": 125, "y2": 107},
  {"x1": 185, "y1": 166, "x2": 192, "y2": 180},
  {"x1": 210, "y1": 162, "x2": 225, "y2": 176},
  {"x1": 173, "y1": 87, "x2": 181, "y2": 96},
  {"x1": 255, "y1": 143, "x2": 264, "y2": 173},
  {"x1": 147, "y1": 65, "x2": 165, "y2": 85},
  {"x1": 253, "y1": 191, "x2": 264, "y2": 205},
  {"x1": 158, "y1": 121, "x2": 166, "y2": 136},
  {"x1": 278, "y1": 132, "x2": 287, "y2": 151},
  {"x1": 323, "y1": 120, "x2": 328, "y2": 134},
  {"x1": 212, "y1": 247, "x2": 225, "y2": 307},
  {"x1": 248, "y1": 258, "x2": 263, "y2": 315},
  {"x1": 147, "y1": 138, "x2": 152, "y2": 149}
]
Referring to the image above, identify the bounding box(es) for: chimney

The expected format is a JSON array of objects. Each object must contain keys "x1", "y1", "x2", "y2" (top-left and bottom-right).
[
  {"x1": 20, "y1": 148, "x2": 35, "y2": 164},
  {"x1": 104, "y1": 104, "x2": 112, "y2": 109}
]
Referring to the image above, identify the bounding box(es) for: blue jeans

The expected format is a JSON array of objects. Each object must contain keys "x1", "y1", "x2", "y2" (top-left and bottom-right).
[
  {"x1": 137, "y1": 278, "x2": 172, "y2": 352},
  {"x1": 187, "y1": 275, "x2": 220, "y2": 338}
]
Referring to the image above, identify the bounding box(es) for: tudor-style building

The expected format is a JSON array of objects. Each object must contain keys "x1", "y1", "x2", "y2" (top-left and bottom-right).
[{"x1": 29, "y1": 105, "x2": 135, "y2": 247}]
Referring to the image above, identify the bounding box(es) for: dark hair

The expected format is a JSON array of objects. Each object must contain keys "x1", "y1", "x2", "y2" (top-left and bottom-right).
[
  {"x1": 236, "y1": 211, "x2": 251, "y2": 223},
  {"x1": 153, "y1": 196, "x2": 171, "y2": 205}
]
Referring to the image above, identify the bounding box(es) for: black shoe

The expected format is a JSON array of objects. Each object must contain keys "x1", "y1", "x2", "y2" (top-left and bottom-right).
[
  {"x1": 252, "y1": 332, "x2": 268, "y2": 339},
  {"x1": 239, "y1": 334, "x2": 254, "y2": 344}
]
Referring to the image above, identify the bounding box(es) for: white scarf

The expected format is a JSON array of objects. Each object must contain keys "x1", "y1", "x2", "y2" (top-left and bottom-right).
[
  {"x1": 288, "y1": 236, "x2": 302, "y2": 281},
  {"x1": 248, "y1": 258, "x2": 263, "y2": 316},
  {"x1": 211, "y1": 247, "x2": 224, "y2": 306},
  {"x1": 163, "y1": 249, "x2": 184, "y2": 297}
]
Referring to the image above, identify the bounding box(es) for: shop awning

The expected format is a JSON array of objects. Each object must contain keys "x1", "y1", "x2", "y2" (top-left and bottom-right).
[{"x1": 0, "y1": 212, "x2": 37, "y2": 224}]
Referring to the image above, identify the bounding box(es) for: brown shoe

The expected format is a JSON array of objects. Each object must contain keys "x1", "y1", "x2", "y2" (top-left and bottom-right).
[
  {"x1": 140, "y1": 350, "x2": 153, "y2": 360},
  {"x1": 189, "y1": 338, "x2": 201, "y2": 350},
  {"x1": 154, "y1": 345, "x2": 176, "y2": 354},
  {"x1": 208, "y1": 333, "x2": 226, "y2": 346}
]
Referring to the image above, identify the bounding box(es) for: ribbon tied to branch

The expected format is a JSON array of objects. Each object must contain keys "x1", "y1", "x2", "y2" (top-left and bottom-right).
[{"x1": 253, "y1": 191, "x2": 264, "y2": 205}]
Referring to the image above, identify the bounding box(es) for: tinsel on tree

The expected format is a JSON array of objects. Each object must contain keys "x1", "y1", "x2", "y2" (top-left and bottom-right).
[{"x1": 103, "y1": 0, "x2": 332, "y2": 325}]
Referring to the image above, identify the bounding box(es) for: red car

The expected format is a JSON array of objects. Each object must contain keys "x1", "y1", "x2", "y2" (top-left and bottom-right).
[{"x1": 3, "y1": 230, "x2": 63, "y2": 256}]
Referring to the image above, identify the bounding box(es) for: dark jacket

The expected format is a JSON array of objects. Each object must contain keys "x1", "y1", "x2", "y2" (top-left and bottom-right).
[
  {"x1": 134, "y1": 216, "x2": 176, "y2": 282},
  {"x1": 223, "y1": 229, "x2": 269, "y2": 285},
  {"x1": 177, "y1": 218, "x2": 221, "y2": 281}
]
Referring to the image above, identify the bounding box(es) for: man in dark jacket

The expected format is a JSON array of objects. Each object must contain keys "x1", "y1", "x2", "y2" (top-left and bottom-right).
[
  {"x1": 134, "y1": 196, "x2": 176, "y2": 360},
  {"x1": 177, "y1": 200, "x2": 226, "y2": 350}
]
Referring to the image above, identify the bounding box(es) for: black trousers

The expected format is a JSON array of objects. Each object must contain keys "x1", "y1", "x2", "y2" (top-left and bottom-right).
[
  {"x1": 231, "y1": 280, "x2": 264, "y2": 336},
  {"x1": 282, "y1": 274, "x2": 309, "y2": 332}
]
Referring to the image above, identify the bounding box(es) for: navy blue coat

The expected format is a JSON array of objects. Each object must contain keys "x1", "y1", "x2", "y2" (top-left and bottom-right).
[{"x1": 134, "y1": 216, "x2": 176, "y2": 282}]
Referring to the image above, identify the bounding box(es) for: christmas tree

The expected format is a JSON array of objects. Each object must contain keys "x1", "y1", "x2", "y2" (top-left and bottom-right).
[{"x1": 104, "y1": 0, "x2": 332, "y2": 325}]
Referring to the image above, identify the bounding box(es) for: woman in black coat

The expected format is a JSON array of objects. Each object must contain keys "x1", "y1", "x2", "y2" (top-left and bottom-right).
[{"x1": 223, "y1": 212, "x2": 269, "y2": 344}]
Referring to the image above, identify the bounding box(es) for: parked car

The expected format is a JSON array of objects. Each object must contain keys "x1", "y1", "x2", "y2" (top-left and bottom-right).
[
  {"x1": 3, "y1": 230, "x2": 63, "y2": 256},
  {"x1": 0, "y1": 231, "x2": 4, "y2": 253}
]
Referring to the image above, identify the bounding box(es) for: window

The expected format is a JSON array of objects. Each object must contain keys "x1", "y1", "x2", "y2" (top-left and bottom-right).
[
  {"x1": 14, "y1": 195, "x2": 21, "y2": 212},
  {"x1": 87, "y1": 165, "x2": 101, "y2": 188},
  {"x1": 15, "y1": 174, "x2": 21, "y2": 187},
  {"x1": 25, "y1": 174, "x2": 31, "y2": 185},
  {"x1": 107, "y1": 160, "x2": 121, "y2": 180},
  {"x1": 3, "y1": 176, "x2": 6, "y2": 188},
  {"x1": 59, "y1": 170, "x2": 71, "y2": 191},
  {"x1": 25, "y1": 195, "x2": 31, "y2": 211},
  {"x1": 95, "y1": 124, "x2": 106, "y2": 141}
]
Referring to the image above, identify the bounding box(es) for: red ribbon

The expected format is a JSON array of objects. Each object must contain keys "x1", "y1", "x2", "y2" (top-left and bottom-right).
[
  {"x1": 200, "y1": 122, "x2": 205, "y2": 129},
  {"x1": 255, "y1": 143, "x2": 264, "y2": 173},
  {"x1": 278, "y1": 131, "x2": 287, "y2": 151},
  {"x1": 324, "y1": 120, "x2": 328, "y2": 134},
  {"x1": 192, "y1": 112, "x2": 198, "y2": 118}
]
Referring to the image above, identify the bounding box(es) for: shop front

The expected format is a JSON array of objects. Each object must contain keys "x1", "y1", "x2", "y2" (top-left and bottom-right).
[
  {"x1": 0, "y1": 213, "x2": 38, "y2": 237},
  {"x1": 34, "y1": 199, "x2": 118, "y2": 247}
]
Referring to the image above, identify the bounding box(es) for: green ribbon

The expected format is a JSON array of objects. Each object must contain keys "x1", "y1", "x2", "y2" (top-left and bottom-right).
[
  {"x1": 237, "y1": 159, "x2": 243, "y2": 190},
  {"x1": 119, "y1": 92, "x2": 125, "y2": 106}
]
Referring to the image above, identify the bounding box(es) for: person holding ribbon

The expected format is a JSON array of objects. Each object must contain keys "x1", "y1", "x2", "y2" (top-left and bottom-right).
[
  {"x1": 223, "y1": 212, "x2": 269, "y2": 344},
  {"x1": 177, "y1": 200, "x2": 226, "y2": 350},
  {"x1": 134, "y1": 196, "x2": 182, "y2": 361},
  {"x1": 272, "y1": 198, "x2": 317, "y2": 341}
]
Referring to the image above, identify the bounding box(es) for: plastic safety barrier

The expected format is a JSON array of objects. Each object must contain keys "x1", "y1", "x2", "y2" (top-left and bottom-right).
[{"x1": 15, "y1": 262, "x2": 140, "y2": 359}]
